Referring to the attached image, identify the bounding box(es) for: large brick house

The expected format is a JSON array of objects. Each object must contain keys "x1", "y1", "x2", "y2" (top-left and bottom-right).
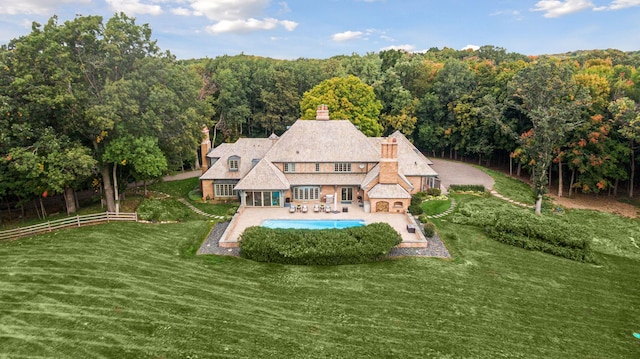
[{"x1": 199, "y1": 105, "x2": 438, "y2": 213}]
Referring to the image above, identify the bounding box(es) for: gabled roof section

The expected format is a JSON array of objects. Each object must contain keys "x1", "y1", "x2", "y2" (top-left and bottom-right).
[
  {"x1": 234, "y1": 159, "x2": 290, "y2": 190},
  {"x1": 367, "y1": 184, "x2": 411, "y2": 199},
  {"x1": 207, "y1": 143, "x2": 231, "y2": 159},
  {"x1": 361, "y1": 164, "x2": 379, "y2": 189},
  {"x1": 200, "y1": 138, "x2": 275, "y2": 180},
  {"x1": 264, "y1": 120, "x2": 380, "y2": 163}
]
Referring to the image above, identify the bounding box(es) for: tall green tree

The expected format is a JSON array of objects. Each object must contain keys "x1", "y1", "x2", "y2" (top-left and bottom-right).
[{"x1": 508, "y1": 59, "x2": 587, "y2": 213}]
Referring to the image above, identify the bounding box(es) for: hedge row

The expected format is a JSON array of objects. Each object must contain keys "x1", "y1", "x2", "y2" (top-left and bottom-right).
[
  {"x1": 239, "y1": 222, "x2": 402, "y2": 265},
  {"x1": 449, "y1": 184, "x2": 485, "y2": 192},
  {"x1": 451, "y1": 202, "x2": 594, "y2": 262},
  {"x1": 489, "y1": 210, "x2": 594, "y2": 262}
]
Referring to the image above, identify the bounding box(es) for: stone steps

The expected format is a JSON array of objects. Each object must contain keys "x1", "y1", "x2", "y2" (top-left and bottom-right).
[{"x1": 177, "y1": 198, "x2": 225, "y2": 219}]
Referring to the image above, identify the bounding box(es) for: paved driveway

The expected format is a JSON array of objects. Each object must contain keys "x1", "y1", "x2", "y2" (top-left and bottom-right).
[{"x1": 430, "y1": 158, "x2": 495, "y2": 193}]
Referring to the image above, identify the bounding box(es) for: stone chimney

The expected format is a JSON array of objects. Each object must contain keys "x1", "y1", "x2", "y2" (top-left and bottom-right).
[
  {"x1": 316, "y1": 104, "x2": 329, "y2": 120},
  {"x1": 200, "y1": 126, "x2": 211, "y2": 174},
  {"x1": 379, "y1": 137, "x2": 398, "y2": 184}
]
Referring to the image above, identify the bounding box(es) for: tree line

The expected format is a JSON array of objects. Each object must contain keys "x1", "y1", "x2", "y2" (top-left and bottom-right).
[
  {"x1": 2, "y1": 14, "x2": 640, "y2": 217},
  {"x1": 194, "y1": 45, "x2": 640, "y2": 212}
]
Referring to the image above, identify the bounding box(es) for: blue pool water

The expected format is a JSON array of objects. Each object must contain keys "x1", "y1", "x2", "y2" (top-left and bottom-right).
[{"x1": 261, "y1": 219, "x2": 366, "y2": 230}]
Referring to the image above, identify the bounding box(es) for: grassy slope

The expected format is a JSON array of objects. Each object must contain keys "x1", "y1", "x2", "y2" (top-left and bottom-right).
[
  {"x1": 420, "y1": 198, "x2": 451, "y2": 216},
  {"x1": 1, "y1": 219, "x2": 639, "y2": 358},
  {"x1": 480, "y1": 167, "x2": 537, "y2": 205}
]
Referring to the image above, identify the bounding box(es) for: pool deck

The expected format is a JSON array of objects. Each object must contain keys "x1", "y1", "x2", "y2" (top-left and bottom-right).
[{"x1": 218, "y1": 204, "x2": 427, "y2": 248}]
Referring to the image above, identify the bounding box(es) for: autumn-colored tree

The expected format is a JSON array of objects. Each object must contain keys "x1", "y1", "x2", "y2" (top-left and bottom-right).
[{"x1": 508, "y1": 59, "x2": 587, "y2": 214}]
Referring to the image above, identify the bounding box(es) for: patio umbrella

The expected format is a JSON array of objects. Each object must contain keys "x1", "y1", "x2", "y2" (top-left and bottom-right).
[{"x1": 334, "y1": 190, "x2": 338, "y2": 213}]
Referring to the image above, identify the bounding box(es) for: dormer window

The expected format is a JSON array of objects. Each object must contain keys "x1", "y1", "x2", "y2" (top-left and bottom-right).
[{"x1": 228, "y1": 155, "x2": 240, "y2": 171}]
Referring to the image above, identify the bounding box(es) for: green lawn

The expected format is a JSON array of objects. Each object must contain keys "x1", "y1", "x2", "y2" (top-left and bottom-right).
[
  {"x1": 420, "y1": 198, "x2": 451, "y2": 216},
  {"x1": 480, "y1": 167, "x2": 537, "y2": 205},
  {"x1": 2, "y1": 212, "x2": 640, "y2": 357}
]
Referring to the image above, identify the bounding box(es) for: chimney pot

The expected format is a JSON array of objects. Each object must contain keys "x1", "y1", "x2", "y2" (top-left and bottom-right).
[{"x1": 316, "y1": 104, "x2": 330, "y2": 120}]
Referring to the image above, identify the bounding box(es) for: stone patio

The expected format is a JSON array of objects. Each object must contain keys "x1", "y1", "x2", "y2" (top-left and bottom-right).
[{"x1": 217, "y1": 203, "x2": 427, "y2": 248}]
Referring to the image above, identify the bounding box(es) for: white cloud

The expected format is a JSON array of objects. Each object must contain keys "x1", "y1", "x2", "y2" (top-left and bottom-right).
[
  {"x1": 278, "y1": 1, "x2": 291, "y2": 14},
  {"x1": 0, "y1": 0, "x2": 90, "y2": 15},
  {"x1": 461, "y1": 44, "x2": 480, "y2": 51},
  {"x1": 171, "y1": 7, "x2": 192, "y2": 16},
  {"x1": 531, "y1": 0, "x2": 593, "y2": 18},
  {"x1": 206, "y1": 17, "x2": 297, "y2": 34},
  {"x1": 106, "y1": 0, "x2": 163, "y2": 16},
  {"x1": 189, "y1": 0, "x2": 270, "y2": 21},
  {"x1": 379, "y1": 44, "x2": 415, "y2": 52},
  {"x1": 332, "y1": 30, "x2": 363, "y2": 42},
  {"x1": 280, "y1": 20, "x2": 298, "y2": 31},
  {"x1": 184, "y1": 1, "x2": 297, "y2": 34},
  {"x1": 594, "y1": 0, "x2": 640, "y2": 10}
]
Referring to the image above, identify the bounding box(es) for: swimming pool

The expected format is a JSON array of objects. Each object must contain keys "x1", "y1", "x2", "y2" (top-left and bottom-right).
[{"x1": 261, "y1": 219, "x2": 366, "y2": 230}]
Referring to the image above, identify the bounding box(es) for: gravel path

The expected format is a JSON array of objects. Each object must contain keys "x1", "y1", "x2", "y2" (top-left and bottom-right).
[
  {"x1": 388, "y1": 232, "x2": 451, "y2": 258},
  {"x1": 196, "y1": 221, "x2": 239, "y2": 256}
]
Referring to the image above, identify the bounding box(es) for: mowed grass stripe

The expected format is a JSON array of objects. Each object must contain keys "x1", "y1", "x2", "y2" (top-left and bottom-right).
[{"x1": 2, "y1": 220, "x2": 639, "y2": 357}]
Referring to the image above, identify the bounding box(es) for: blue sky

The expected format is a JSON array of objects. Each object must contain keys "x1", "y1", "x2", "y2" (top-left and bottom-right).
[{"x1": 1, "y1": 0, "x2": 639, "y2": 59}]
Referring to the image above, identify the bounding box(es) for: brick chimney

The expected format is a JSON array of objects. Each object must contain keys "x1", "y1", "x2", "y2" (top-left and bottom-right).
[
  {"x1": 316, "y1": 104, "x2": 329, "y2": 120},
  {"x1": 379, "y1": 137, "x2": 398, "y2": 184},
  {"x1": 200, "y1": 126, "x2": 211, "y2": 174}
]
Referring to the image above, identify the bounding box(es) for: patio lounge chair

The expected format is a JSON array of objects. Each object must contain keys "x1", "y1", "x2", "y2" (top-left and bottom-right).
[
  {"x1": 313, "y1": 203, "x2": 320, "y2": 212},
  {"x1": 324, "y1": 205, "x2": 331, "y2": 212},
  {"x1": 289, "y1": 205, "x2": 296, "y2": 213},
  {"x1": 301, "y1": 204, "x2": 308, "y2": 213}
]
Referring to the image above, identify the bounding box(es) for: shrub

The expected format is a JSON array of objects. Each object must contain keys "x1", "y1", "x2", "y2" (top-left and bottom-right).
[
  {"x1": 408, "y1": 204, "x2": 423, "y2": 215},
  {"x1": 423, "y1": 222, "x2": 436, "y2": 237},
  {"x1": 410, "y1": 194, "x2": 423, "y2": 206},
  {"x1": 449, "y1": 184, "x2": 485, "y2": 193},
  {"x1": 415, "y1": 191, "x2": 428, "y2": 199},
  {"x1": 239, "y1": 222, "x2": 401, "y2": 265},
  {"x1": 226, "y1": 205, "x2": 239, "y2": 216},
  {"x1": 137, "y1": 198, "x2": 193, "y2": 222},
  {"x1": 452, "y1": 201, "x2": 594, "y2": 262},
  {"x1": 188, "y1": 189, "x2": 203, "y2": 202},
  {"x1": 418, "y1": 215, "x2": 429, "y2": 223},
  {"x1": 426, "y1": 188, "x2": 441, "y2": 196}
]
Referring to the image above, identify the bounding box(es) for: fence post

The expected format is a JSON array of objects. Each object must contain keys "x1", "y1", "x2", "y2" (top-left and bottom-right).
[
  {"x1": 77, "y1": 215, "x2": 80, "y2": 227},
  {"x1": 48, "y1": 221, "x2": 51, "y2": 232}
]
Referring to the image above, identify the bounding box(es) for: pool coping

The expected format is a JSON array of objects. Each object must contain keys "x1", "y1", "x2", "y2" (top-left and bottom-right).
[{"x1": 218, "y1": 205, "x2": 427, "y2": 248}]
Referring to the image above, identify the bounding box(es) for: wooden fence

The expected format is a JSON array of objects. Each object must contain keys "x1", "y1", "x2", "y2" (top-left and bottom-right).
[{"x1": 0, "y1": 212, "x2": 138, "y2": 241}]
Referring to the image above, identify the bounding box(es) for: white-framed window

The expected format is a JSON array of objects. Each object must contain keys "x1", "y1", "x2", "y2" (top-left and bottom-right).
[
  {"x1": 228, "y1": 156, "x2": 239, "y2": 171},
  {"x1": 215, "y1": 184, "x2": 236, "y2": 197},
  {"x1": 284, "y1": 163, "x2": 296, "y2": 173},
  {"x1": 334, "y1": 162, "x2": 351, "y2": 172},
  {"x1": 293, "y1": 186, "x2": 320, "y2": 201},
  {"x1": 315, "y1": 163, "x2": 320, "y2": 172}
]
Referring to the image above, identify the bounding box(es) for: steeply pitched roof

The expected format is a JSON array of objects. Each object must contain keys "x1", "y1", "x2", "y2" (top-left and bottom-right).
[
  {"x1": 367, "y1": 184, "x2": 411, "y2": 199},
  {"x1": 200, "y1": 138, "x2": 275, "y2": 180},
  {"x1": 264, "y1": 120, "x2": 380, "y2": 163},
  {"x1": 361, "y1": 164, "x2": 380, "y2": 189},
  {"x1": 234, "y1": 159, "x2": 290, "y2": 190}
]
